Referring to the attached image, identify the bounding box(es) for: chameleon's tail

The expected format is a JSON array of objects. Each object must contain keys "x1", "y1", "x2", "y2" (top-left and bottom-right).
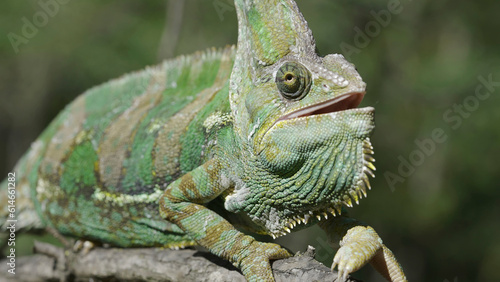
[{"x1": 1, "y1": 154, "x2": 45, "y2": 248}]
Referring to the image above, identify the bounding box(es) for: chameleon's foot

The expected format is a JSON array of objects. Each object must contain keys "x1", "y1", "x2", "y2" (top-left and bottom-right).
[
  {"x1": 239, "y1": 241, "x2": 292, "y2": 282},
  {"x1": 332, "y1": 225, "x2": 382, "y2": 281},
  {"x1": 332, "y1": 225, "x2": 406, "y2": 282}
]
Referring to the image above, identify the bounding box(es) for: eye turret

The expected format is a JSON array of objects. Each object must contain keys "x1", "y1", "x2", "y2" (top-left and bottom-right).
[{"x1": 276, "y1": 62, "x2": 312, "y2": 100}]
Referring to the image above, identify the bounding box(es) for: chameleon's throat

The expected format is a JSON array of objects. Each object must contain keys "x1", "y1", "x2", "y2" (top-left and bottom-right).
[{"x1": 269, "y1": 137, "x2": 376, "y2": 239}]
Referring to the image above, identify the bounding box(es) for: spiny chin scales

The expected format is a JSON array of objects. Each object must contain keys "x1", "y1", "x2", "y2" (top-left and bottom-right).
[
  {"x1": 269, "y1": 137, "x2": 376, "y2": 239},
  {"x1": 342, "y1": 137, "x2": 375, "y2": 207}
]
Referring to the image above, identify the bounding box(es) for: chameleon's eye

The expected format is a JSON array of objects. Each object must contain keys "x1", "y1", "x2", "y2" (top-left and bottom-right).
[{"x1": 275, "y1": 62, "x2": 312, "y2": 100}]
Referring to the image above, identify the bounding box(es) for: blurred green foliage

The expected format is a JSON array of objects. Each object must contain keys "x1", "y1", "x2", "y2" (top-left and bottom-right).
[{"x1": 1, "y1": 0, "x2": 499, "y2": 281}]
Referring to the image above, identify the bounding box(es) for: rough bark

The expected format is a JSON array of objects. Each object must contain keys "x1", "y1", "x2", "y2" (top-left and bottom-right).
[{"x1": 0, "y1": 242, "x2": 360, "y2": 281}]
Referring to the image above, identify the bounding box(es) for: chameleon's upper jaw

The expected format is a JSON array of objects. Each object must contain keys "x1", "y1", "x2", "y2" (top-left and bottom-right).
[{"x1": 278, "y1": 91, "x2": 366, "y2": 121}]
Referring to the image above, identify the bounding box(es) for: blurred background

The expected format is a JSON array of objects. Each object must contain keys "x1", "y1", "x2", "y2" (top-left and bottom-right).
[{"x1": 1, "y1": 0, "x2": 499, "y2": 281}]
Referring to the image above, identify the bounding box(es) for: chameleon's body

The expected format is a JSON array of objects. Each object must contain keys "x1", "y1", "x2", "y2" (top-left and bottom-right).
[
  {"x1": 1, "y1": 1, "x2": 406, "y2": 281},
  {"x1": 6, "y1": 48, "x2": 236, "y2": 248}
]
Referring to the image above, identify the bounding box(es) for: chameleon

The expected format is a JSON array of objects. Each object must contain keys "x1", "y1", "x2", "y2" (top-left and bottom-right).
[{"x1": 0, "y1": 0, "x2": 407, "y2": 281}]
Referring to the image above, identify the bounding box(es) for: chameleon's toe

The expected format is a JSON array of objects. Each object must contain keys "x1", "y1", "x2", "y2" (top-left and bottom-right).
[
  {"x1": 239, "y1": 241, "x2": 292, "y2": 282},
  {"x1": 73, "y1": 240, "x2": 97, "y2": 255},
  {"x1": 331, "y1": 226, "x2": 382, "y2": 281}
]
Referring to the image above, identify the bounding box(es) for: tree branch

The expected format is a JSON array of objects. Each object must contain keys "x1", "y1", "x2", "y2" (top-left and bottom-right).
[
  {"x1": 0, "y1": 242, "x2": 360, "y2": 281},
  {"x1": 157, "y1": 0, "x2": 185, "y2": 61}
]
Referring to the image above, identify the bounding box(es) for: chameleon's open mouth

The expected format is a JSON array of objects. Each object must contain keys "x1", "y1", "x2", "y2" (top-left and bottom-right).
[
  {"x1": 258, "y1": 92, "x2": 371, "y2": 149},
  {"x1": 278, "y1": 92, "x2": 366, "y2": 121}
]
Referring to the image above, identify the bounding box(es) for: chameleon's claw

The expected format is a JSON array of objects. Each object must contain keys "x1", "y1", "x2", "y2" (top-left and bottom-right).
[
  {"x1": 239, "y1": 241, "x2": 292, "y2": 282},
  {"x1": 73, "y1": 240, "x2": 96, "y2": 255},
  {"x1": 331, "y1": 226, "x2": 382, "y2": 280},
  {"x1": 333, "y1": 260, "x2": 348, "y2": 281},
  {"x1": 332, "y1": 245, "x2": 358, "y2": 281}
]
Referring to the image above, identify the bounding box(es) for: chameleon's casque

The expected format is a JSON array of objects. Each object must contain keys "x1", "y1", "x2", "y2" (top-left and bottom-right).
[{"x1": 1, "y1": 0, "x2": 406, "y2": 281}]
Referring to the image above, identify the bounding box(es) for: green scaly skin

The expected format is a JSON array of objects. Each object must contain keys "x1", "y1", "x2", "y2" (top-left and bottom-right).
[{"x1": 1, "y1": 1, "x2": 407, "y2": 281}]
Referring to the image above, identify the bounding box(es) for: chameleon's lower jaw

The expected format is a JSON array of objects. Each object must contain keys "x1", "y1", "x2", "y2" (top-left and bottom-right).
[
  {"x1": 261, "y1": 106, "x2": 375, "y2": 147},
  {"x1": 261, "y1": 91, "x2": 375, "y2": 145},
  {"x1": 280, "y1": 104, "x2": 375, "y2": 127}
]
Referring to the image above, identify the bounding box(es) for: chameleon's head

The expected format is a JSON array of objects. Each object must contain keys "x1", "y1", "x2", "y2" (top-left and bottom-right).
[{"x1": 226, "y1": 0, "x2": 375, "y2": 237}]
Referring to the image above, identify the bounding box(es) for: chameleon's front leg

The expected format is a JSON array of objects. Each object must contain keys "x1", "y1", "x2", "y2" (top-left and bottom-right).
[
  {"x1": 159, "y1": 159, "x2": 291, "y2": 281},
  {"x1": 319, "y1": 216, "x2": 407, "y2": 282}
]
